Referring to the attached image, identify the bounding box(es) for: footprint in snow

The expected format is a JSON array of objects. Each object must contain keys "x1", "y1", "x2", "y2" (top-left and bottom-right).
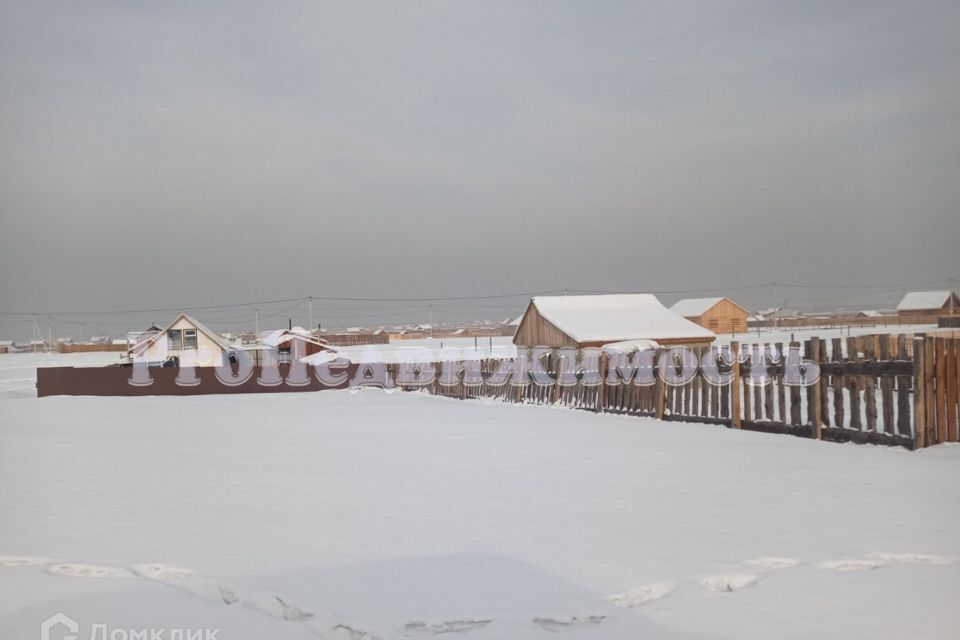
[
  {"x1": 0, "y1": 555, "x2": 51, "y2": 568},
  {"x1": 330, "y1": 622, "x2": 384, "y2": 639},
  {"x1": 45, "y1": 563, "x2": 134, "y2": 579},
  {"x1": 130, "y1": 563, "x2": 239, "y2": 605},
  {"x1": 698, "y1": 574, "x2": 758, "y2": 592},
  {"x1": 815, "y1": 559, "x2": 886, "y2": 572},
  {"x1": 245, "y1": 592, "x2": 315, "y2": 622},
  {"x1": 607, "y1": 582, "x2": 675, "y2": 607},
  {"x1": 867, "y1": 552, "x2": 956, "y2": 566},
  {"x1": 743, "y1": 557, "x2": 801, "y2": 570},
  {"x1": 532, "y1": 615, "x2": 606, "y2": 633},
  {"x1": 404, "y1": 619, "x2": 492, "y2": 635}
]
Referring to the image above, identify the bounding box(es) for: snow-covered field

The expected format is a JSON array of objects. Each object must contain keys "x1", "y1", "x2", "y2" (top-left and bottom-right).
[
  {"x1": 2, "y1": 353, "x2": 960, "y2": 638},
  {"x1": 0, "y1": 351, "x2": 126, "y2": 399}
]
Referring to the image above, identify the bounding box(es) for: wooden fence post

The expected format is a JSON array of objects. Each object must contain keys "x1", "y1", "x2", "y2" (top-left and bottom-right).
[
  {"x1": 935, "y1": 337, "x2": 947, "y2": 444},
  {"x1": 656, "y1": 352, "x2": 666, "y2": 421},
  {"x1": 924, "y1": 336, "x2": 937, "y2": 446},
  {"x1": 811, "y1": 337, "x2": 822, "y2": 439},
  {"x1": 731, "y1": 341, "x2": 742, "y2": 428},
  {"x1": 947, "y1": 337, "x2": 958, "y2": 442},
  {"x1": 914, "y1": 335, "x2": 926, "y2": 449},
  {"x1": 597, "y1": 351, "x2": 608, "y2": 413}
]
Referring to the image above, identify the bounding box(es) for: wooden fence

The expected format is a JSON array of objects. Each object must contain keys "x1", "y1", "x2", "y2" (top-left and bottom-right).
[
  {"x1": 398, "y1": 333, "x2": 960, "y2": 450},
  {"x1": 35, "y1": 332, "x2": 960, "y2": 451}
]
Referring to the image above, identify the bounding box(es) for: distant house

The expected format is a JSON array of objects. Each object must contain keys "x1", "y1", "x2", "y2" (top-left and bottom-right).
[
  {"x1": 0, "y1": 340, "x2": 15, "y2": 354},
  {"x1": 128, "y1": 314, "x2": 230, "y2": 366},
  {"x1": 513, "y1": 294, "x2": 715, "y2": 348},
  {"x1": 255, "y1": 327, "x2": 333, "y2": 363},
  {"x1": 896, "y1": 291, "x2": 959, "y2": 319},
  {"x1": 669, "y1": 297, "x2": 749, "y2": 334}
]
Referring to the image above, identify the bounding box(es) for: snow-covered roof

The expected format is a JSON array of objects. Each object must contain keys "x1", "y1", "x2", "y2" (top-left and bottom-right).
[
  {"x1": 130, "y1": 314, "x2": 231, "y2": 354},
  {"x1": 669, "y1": 297, "x2": 726, "y2": 318},
  {"x1": 896, "y1": 290, "x2": 956, "y2": 311},
  {"x1": 528, "y1": 294, "x2": 715, "y2": 343},
  {"x1": 299, "y1": 350, "x2": 342, "y2": 366},
  {"x1": 0, "y1": 340, "x2": 14, "y2": 347},
  {"x1": 508, "y1": 315, "x2": 523, "y2": 327},
  {"x1": 180, "y1": 315, "x2": 231, "y2": 351},
  {"x1": 259, "y1": 327, "x2": 325, "y2": 348}
]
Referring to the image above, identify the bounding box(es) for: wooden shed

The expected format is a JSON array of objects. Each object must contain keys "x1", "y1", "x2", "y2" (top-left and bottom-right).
[
  {"x1": 513, "y1": 294, "x2": 715, "y2": 348},
  {"x1": 896, "y1": 290, "x2": 959, "y2": 320},
  {"x1": 669, "y1": 297, "x2": 749, "y2": 334}
]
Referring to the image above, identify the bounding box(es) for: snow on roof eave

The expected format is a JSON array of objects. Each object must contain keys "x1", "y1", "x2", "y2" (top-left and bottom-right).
[
  {"x1": 601, "y1": 339, "x2": 661, "y2": 353},
  {"x1": 298, "y1": 350, "x2": 342, "y2": 366},
  {"x1": 531, "y1": 294, "x2": 716, "y2": 343}
]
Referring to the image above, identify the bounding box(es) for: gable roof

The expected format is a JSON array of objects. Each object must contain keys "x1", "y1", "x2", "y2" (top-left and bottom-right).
[
  {"x1": 527, "y1": 294, "x2": 715, "y2": 343},
  {"x1": 670, "y1": 297, "x2": 750, "y2": 318},
  {"x1": 259, "y1": 328, "x2": 329, "y2": 349},
  {"x1": 896, "y1": 290, "x2": 958, "y2": 311},
  {"x1": 130, "y1": 313, "x2": 231, "y2": 355}
]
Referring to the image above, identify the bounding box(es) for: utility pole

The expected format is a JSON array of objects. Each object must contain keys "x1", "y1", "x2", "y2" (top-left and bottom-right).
[
  {"x1": 429, "y1": 305, "x2": 433, "y2": 338},
  {"x1": 47, "y1": 315, "x2": 53, "y2": 352},
  {"x1": 255, "y1": 308, "x2": 259, "y2": 333},
  {"x1": 772, "y1": 282, "x2": 778, "y2": 331},
  {"x1": 308, "y1": 296, "x2": 313, "y2": 332},
  {"x1": 31, "y1": 314, "x2": 39, "y2": 352}
]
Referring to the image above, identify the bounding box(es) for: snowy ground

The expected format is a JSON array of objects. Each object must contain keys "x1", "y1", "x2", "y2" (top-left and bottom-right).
[
  {"x1": 2, "y1": 376, "x2": 959, "y2": 639},
  {"x1": 0, "y1": 351, "x2": 126, "y2": 399}
]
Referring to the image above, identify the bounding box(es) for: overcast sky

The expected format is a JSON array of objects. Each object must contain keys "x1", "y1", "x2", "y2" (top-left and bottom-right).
[{"x1": 1, "y1": 1, "x2": 958, "y2": 337}]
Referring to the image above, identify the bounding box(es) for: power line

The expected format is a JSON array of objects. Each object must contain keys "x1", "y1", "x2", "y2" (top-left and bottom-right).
[{"x1": 1, "y1": 277, "x2": 956, "y2": 318}]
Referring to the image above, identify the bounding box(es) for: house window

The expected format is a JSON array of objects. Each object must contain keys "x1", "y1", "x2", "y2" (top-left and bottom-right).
[
  {"x1": 708, "y1": 319, "x2": 720, "y2": 329},
  {"x1": 167, "y1": 329, "x2": 182, "y2": 350},
  {"x1": 182, "y1": 329, "x2": 198, "y2": 350}
]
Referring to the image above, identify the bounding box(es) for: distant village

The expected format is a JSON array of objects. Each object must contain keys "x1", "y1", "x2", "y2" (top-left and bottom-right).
[{"x1": 2, "y1": 290, "x2": 958, "y2": 365}]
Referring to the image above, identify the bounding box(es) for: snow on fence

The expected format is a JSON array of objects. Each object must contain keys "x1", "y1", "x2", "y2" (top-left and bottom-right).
[
  {"x1": 410, "y1": 333, "x2": 959, "y2": 450},
  {"x1": 35, "y1": 332, "x2": 960, "y2": 450}
]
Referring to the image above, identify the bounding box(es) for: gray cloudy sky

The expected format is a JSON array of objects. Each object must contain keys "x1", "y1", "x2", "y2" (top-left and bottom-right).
[{"x1": 1, "y1": 1, "x2": 959, "y2": 337}]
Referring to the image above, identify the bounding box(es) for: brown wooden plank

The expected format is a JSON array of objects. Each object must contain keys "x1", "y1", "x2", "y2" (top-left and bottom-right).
[
  {"x1": 811, "y1": 338, "x2": 822, "y2": 438},
  {"x1": 777, "y1": 342, "x2": 787, "y2": 422},
  {"x1": 753, "y1": 356, "x2": 763, "y2": 421},
  {"x1": 847, "y1": 337, "x2": 863, "y2": 430},
  {"x1": 914, "y1": 336, "x2": 926, "y2": 448},
  {"x1": 731, "y1": 341, "x2": 741, "y2": 428},
  {"x1": 819, "y1": 337, "x2": 830, "y2": 427},
  {"x1": 946, "y1": 338, "x2": 958, "y2": 442},
  {"x1": 764, "y1": 343, "x2": 775, "y2": 423},
  {"x1": 864, "y1": 337, "x2": 878, "y2": 431},
  {"x1": 878, "y1": 335, "x2": 893, "y2": 434},
  {"x1": 935, "y1": 337, "x2": 948, "y2": 443},
  {"x1": 789, "y1": 342, "x2": 802, "y2": 426},
  {"x1": 897, "y1": 335, "x2": 911, "y2": 436},
  {"x1": 924, "y1": 336, "x2": 937, "y2": 445}
]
